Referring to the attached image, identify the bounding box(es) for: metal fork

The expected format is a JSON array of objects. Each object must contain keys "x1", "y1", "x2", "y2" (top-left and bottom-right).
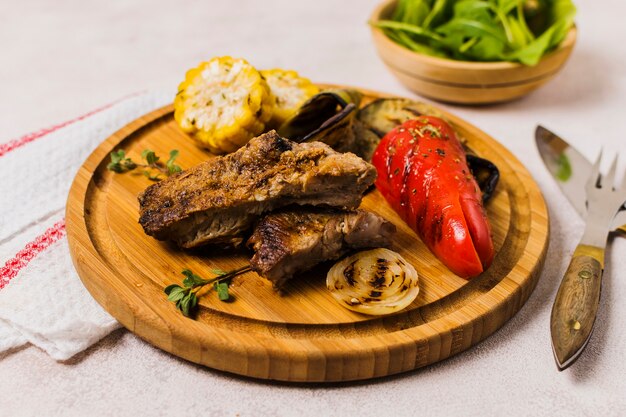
[{"x1": 550, "y1": 151, "x2": 626, "y2": 370}]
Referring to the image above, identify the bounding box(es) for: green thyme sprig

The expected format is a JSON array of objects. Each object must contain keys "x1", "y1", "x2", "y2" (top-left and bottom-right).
[
  {"x1": 164, "y1": 267, "x2": 251, "y2": 317},
  {"x1": 107, "y1": 149, "x2": 137, "y2": 172},
  {"x1": 107, "y1": 149, "x2": 182, "y2": 181}
]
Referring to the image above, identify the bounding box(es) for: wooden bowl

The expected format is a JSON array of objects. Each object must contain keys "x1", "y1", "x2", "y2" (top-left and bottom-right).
[{"x1": 370, "y1": 0, "x2": 577, "y2": 104}]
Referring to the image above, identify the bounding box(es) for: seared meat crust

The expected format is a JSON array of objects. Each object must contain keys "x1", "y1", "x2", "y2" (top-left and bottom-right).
[
  {"x1": 247, "y1": 208, "x2": 396, "y2": 289},
  {"x1": 138, "y1": 131, "x2": 376, "y2": 248}
]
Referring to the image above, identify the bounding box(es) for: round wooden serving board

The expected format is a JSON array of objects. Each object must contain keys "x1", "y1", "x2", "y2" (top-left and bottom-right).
[{"x1": 66, "y1": 86, "x2": 549, "y2": 382}]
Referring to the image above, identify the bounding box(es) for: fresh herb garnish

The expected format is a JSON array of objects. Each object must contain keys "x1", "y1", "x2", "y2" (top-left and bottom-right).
[
  {"x1": 166, "y1": 150, "x2": 183, "y2": 175},
  {"x1": 214, "y1": 281, "x2": 231, "y2": 301},
  {"x1": 371, "y1": 0, "x2": 576, "y2": 65},
  {"x1": 107, "y1": 150, "x2": 137, "y2": 173},
  {"x1": 106, "y1": 148, "x2": 182, "y2": 181},
  {"x1": 164, "y1": 266, "x2": 251, "y2": 317}
]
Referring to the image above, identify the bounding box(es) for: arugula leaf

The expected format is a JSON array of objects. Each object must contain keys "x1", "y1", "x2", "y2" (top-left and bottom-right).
[
  {"x1": 422, "y1": 0, "x2": 449, "y2": 29},
  {"x1": 504, "y1": 0, "x2": 575, "y2": 65},
  {"x1": 404, "y1": 0, "x2": 431, "y2": 26},
  {"x1": 397, "y1": 30, "x2": 449, "y2": 57},
  {"x1": 374, "y1": 20, "x2": 445, "y2": 44},
  {"x1": 498, "y1": 0, "x2": 521, "y2": 15},
  {"x1": 508, "y1": 16, "x2": 529, "y2": 49},
  {"x1": 438, "y1": 18, "x2": 508, "y2": 44},
  {"x1": 507, "y1": 18, "x2": 566, "y2": 65},
  {"x1": 465, "y1": 36, "x2": 507, "y2": 61},
  {"x1": 515, "y1": 1, "x2": 536, "y2": 43}
]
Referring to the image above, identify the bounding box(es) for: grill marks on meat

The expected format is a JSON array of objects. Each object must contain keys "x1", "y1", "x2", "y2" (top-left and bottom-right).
[
  {"x1": 247, "y1": 209, "x2": 396, "y2": 289},
  {"x1": 138, "y1": 131, "x2": 377, "y2": 248}
]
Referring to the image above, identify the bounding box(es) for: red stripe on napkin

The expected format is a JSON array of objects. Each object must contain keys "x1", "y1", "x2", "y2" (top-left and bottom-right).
[
  {"x1": 0, "y1": 220, "x2": 67, "y2": 289},
  {"x1": 0, "y1": 92, "x2": 143, "y2": 158}
]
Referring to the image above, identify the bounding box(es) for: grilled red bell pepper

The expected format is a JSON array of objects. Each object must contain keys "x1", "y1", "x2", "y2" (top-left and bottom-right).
[{"x1": 371, "y1": 116, "x2": 494, "y2": 278}]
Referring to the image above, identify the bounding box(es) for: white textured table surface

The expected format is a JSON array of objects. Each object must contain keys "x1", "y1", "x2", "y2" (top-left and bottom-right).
[{"x1": 1, "y1": 0, "x2": 625, "y2": 416}]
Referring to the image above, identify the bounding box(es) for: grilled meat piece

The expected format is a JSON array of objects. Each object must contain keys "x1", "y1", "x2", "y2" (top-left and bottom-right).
[
  {"x1": 138, "y1": 131, "x2": 377, "y2": 248},
  {"x1": 247, "y1": 209, "x2": 396, "y2": 289}
]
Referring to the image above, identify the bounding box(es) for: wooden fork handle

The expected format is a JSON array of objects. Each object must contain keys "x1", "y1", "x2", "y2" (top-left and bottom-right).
[{"x1": 550, "y1": 244, "x2": 604, "y2": 370}]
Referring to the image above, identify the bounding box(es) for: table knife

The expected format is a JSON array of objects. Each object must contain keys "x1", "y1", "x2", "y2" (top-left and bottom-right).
[
  {"x1": 548, "y1": 152, "x2": 626, "y2": 370},
  {"x1": 535, "y1": 126, "x2": 626, "y2": 233}
]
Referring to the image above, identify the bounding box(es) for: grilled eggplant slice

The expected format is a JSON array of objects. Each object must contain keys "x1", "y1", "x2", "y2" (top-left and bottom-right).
[
  {"x1": 356, "y1": 98, "x2": 447, "y2": 138},
  {"x1": 466, "y1": 154, "x2": 500, "y2": 203},
  {"x1": 277, "y1": 89, "x2": 362, "y2": 153}
]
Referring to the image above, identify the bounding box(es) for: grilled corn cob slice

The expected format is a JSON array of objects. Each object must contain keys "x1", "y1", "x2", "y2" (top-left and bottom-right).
[
  {"x1": 260, "y1": 69, "x2": 319, "y2": 127},
  {"x1": 174, "y1": 57, "x2": 275, "y2": 154}
]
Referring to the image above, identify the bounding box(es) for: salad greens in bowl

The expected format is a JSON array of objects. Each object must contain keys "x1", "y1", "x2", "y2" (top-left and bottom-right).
[
  {"x1": 372, "y1": 0, "x2": 576, "y2": 66},
  {"x1": 369, "y1": 0, "x2": 577, "y2": 104}
]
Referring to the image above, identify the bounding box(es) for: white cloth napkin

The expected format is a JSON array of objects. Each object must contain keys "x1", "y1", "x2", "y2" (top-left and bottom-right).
[{"x1": 0, "y1": 92, "x2": 171, "y2": 360}]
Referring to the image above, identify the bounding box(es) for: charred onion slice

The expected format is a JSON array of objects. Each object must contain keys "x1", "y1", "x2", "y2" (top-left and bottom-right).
[
  {"x1": 260, "y1": 69, "x2": 319, "y2": 128},
  {"x1": 174, "y1": 56, "x2": 274, "y2": 154},
  {"x1": 327, "y1": 248, "x2": 419, "y2": 315}
]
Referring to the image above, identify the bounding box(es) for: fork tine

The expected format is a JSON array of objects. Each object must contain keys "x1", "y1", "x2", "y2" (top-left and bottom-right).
[
  {"x1": 586, "y1": 149, "x2": 603, "y2": 190},
  {"x1": 604, "y1": 155, "x2": 618, "y2": 190}
]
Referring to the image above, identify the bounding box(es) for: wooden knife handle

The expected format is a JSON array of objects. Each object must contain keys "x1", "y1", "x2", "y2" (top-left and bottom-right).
[{"x1": 550, "y1": 244, "x2": 604, "y2": 370}]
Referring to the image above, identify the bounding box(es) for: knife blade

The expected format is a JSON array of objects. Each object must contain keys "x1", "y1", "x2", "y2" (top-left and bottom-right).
[
  {"x1": 535, "y1": 126, "x2": 626, "y2": 234},
  {"x1": 549, "y1": 153, "x2": 626, "y2": 370}
]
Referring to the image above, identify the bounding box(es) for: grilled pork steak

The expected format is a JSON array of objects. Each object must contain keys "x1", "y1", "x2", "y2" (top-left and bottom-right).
[
  {"x1": 138, "y1": 131, "x2": 376, "y2": 248},
  {"x1": 247, "y1": 209, "x2": 396, "y2": 289}
]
